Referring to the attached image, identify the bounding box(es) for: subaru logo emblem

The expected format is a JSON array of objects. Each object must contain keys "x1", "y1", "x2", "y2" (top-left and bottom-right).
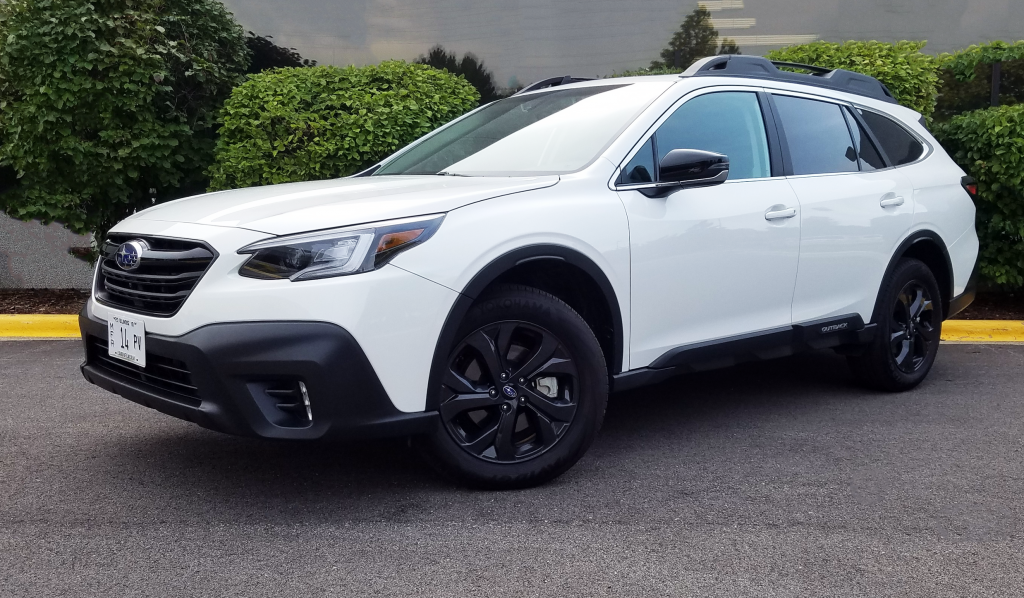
[
  {"x1": 114, "y1": 239, "x2": 148, "y2": 271},
  {"x1": 502, "y1": 385, "x2": 518, "y2": 398}
]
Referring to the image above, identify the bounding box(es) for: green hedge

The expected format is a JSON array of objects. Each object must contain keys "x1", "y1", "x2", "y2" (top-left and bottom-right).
[
  {"x1": 935, "y1": 41, "x2": 1024, "y2": 122},
  {"x1": 766, "y1": 41, "x2": 942, "y2": 121},
  {"x1": 0, "y1": 0, "x2": 249, "y2": 241},
  {"x1": 934, "y1": 105, "x2": 1024, "y2": 289},
  {"x1": 208, "y1": 61, "x2": 479, "y2": 189}
]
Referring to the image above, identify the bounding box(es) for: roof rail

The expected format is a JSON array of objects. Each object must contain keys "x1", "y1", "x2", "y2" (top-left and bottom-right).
[
  {"x1": 515, "y1": 75, "x2": 595, "y2": 95},
  {"x1": 682, "y1": 55, "x2": 897, "y2": 105}
]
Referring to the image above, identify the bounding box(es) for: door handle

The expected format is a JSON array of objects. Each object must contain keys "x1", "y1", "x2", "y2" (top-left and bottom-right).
[
  {"x1": 880, "y1": 195, "x2": 905, "y2": 208},
  {"x1": 764, "y1": 207, "x2": 797, "y2": 221}
]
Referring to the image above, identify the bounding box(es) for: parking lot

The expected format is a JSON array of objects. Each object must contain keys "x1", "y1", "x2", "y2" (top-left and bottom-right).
[{"x1": 2, "y1": 339, "x2": 1022, "y2": 597}]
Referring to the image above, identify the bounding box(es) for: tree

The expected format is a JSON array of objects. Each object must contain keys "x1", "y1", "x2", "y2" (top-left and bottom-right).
[
  {"x1": 417, "y1": 45, "x2": 499, "y2": 104},
  {"x1": 246, "y1": 32, "x2": 317, "y2": 74},
  {"x1": 0, "y1": 0, "x2": 250, "y2": 247},
  {"x1": 650, "y1": 6, "x2": 740, "y2": 71}
]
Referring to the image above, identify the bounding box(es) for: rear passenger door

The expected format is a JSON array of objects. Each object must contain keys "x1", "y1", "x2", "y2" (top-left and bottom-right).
[{"x1": 770, "y1": 92, "x2": 915, "y2": 324}]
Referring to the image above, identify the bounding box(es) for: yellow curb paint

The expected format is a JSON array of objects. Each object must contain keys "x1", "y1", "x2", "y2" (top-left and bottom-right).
[
  {"x1": 0, "y1": 315, "x2": 1022, "y2": 343},
  {"x1": 0, "y1": 315, "x2": 80, "y2": 338},
  {"x1": 941, "y1": 320, "x2": 1024, "y2": 343}
]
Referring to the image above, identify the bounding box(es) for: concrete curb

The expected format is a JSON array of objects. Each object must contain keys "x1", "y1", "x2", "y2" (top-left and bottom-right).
[
  {"x1": 0, "y1": 315, "x2": 80, "y2": 338},
  {"x1": 940, "y1": 320, "x2": 1024, "y2": 343},
  {"x1": 2, "y1": 315, "x2": 1024, "y2": 343}
]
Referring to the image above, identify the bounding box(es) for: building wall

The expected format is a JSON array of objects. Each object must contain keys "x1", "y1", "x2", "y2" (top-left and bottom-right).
[
  {"x1": 221, "y1": 0, "x2": 1022, "y2": 87},
  {"x1": 0, "y1": 214, "x2": 94, "y2": 289}
]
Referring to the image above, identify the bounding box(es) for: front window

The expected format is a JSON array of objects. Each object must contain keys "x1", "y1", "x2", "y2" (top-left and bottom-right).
[{"x1": 374, "y1": 82, "x2": 670, "y2": 177}]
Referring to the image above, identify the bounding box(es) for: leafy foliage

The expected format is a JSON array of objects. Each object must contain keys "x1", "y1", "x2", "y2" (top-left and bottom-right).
[
  {"x1": 934, "y1": 105, "x2": 1024, "y2": 289},
  {"x1": 611, "y1": 66, "x2": 687, "y2": 78},
  {"x1": 934, "y1": 59, "x2": 1024, "y2": 122},
  {"x1": 0, "y1": 0, "x2": 250, "y2": 241},
  {"x1": 416, "y1": 45, "x2": 499, "y2": 104},
  {"x1": 649, "y1": 7, "x2": 740, "y2": 71},
  {"x1": 246, "y1": 32, "x2": 317, "y2": 74},
  {"x1": 934, "y1": 42, "x2": 1024, "y2": 122},
  {"x1": 207, "y1": 61, "x2": 480, "y2": 190},
  {"x1": 766, "y1": 41, "x2": 941, "y2": 121},
  {"x1": 942, "y1": 41, "x2": 1024, "y2": 82}
]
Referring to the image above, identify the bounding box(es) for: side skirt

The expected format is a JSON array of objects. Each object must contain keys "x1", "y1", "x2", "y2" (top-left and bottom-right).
[{"x1": 612, "y1": 314, "x2": 875, "y2": 393}]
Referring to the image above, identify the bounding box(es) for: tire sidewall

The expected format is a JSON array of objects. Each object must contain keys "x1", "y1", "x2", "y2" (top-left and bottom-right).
[
  {"x1": 874, "y1": 258, "x2": 943, "y2": 389},
  {"x1": 423, "y1": 286, "x2": 608, "y2": 488}
]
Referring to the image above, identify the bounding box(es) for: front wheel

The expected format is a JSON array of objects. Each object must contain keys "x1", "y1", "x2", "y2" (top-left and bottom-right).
[
  {"x1": 419, "y1": 285, "x2": 608, "y2": 489},
  {"x1": 848, "y1": 258, "x2": 942, "y2": 391}
]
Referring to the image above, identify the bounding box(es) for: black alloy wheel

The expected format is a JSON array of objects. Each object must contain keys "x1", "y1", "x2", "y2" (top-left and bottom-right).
[
  {"x1": 440, "y1": 320, "x2": 579, "y2": 463},
  {"x1": 419, "y1": 284, "x2": 607, "y2": 489},
  {"x1": 889, "y1": 281, "x2": 938, "y2": 374},
  {"x1": 848, "y1": 258, "x2": 942, "y2": 391}
]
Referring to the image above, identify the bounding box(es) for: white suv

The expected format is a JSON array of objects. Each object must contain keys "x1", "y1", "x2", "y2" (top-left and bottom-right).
[{"x1": 80, "y1": 55, "x2": 979, "y2": 488}]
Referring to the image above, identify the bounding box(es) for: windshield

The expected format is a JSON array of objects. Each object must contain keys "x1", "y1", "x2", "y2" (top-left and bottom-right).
[{"x1": 374, "y1": 82, "x2": 668, "y2": 177}]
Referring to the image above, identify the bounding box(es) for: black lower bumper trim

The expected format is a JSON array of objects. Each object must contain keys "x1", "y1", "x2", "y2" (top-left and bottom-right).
[
  {"x1": 613, "y1": 315, "x2": 875, "y2": 393},
  {"x1": 80, "y1": 312, "x2": 437, "y2": 440}
]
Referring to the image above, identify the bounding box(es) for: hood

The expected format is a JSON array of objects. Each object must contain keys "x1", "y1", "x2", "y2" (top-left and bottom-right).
[{"x1": 125, "y1": 175, "x2": 560, "y2": 235}]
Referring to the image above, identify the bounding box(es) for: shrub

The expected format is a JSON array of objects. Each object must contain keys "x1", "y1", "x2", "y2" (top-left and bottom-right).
[
  {"x1": 0, "y1": 0, "x2": 250, "y2": 242},
  {"x1": 934, "y1": 105, "x2": 1024, "y2": 289},
  {"x1": 766, "y1": 41, "x2": 942, "y2": 121},
  {"x1": 208, "y1": 61, "x2": 480, "y2": 190},
  {"x1": 935, "y1": 41, "x2": 1024, "y2": 122}
]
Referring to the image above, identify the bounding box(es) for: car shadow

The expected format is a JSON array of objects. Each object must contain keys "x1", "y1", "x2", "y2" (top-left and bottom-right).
[{"x1": 89, "y1": 348, "x2": 897, "y2": 523}]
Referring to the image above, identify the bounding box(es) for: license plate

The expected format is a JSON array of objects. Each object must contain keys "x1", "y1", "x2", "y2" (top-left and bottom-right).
[{"x1": 108, "y1": 312, "x2": 146, "y2": 367}]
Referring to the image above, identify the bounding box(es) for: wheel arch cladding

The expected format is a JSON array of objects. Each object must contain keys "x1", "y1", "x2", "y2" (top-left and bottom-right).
[
  {"x1": 876, "y1": 231, "x2": 953, "y2": 322},
  {"x1": 425, "y1": 245, "x2": 624, "y2": 411}
]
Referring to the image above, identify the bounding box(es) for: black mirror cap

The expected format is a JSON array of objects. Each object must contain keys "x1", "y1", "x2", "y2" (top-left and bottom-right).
[{"x1": 659, "y1": 149, "x2": 730, "y2": 186}]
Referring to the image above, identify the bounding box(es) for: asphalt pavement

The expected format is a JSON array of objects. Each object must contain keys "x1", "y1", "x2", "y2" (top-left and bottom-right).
[{"x1": 1, "y1": 340, "x2": 1022, "y2": 597}]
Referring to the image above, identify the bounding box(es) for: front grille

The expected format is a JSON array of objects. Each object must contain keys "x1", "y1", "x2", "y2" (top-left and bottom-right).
[
  {"x1": 87, "y1": 336, "x2": 201, "y2": 406},
  {"x1": 95, "y1": 234, "x2": 216, "y2": 317}
]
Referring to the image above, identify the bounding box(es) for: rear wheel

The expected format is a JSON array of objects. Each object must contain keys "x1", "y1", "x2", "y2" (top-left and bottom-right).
[
  {"x1": 848, "y1": 258, "x2": 942, "y2": 391},
  {"x1": 420, "y1": 285, "x2": 607, "y2": 489}
]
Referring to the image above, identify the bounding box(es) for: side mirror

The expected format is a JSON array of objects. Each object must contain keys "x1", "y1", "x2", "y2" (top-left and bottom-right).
[{"x1": 659, "y1": 149, "x2": 730, "y2": 187}]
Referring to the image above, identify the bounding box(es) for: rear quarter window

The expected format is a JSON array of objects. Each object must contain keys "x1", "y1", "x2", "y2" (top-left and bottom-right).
[{"x1": 858, "y1": 110, "x2": 925, "y2": 166}]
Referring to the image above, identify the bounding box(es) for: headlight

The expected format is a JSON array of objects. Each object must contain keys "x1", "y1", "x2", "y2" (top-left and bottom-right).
[{"x1": 237, "y1": 214, "x2": 444, "y2": 281}]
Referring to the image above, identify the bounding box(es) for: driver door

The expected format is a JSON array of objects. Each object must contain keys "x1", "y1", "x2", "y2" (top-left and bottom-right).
[{"x1": 617, "y1": 89, "x2": 801, "y2": 368}]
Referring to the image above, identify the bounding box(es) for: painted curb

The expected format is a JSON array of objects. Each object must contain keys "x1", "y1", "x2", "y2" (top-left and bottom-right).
[
  {"x1": 1, "y1": 315, "x2": 1023, "y2": 343},
  {"x1": 0, "y1": 315, "x2": 80, "y2": 338},
  {"x1": 941, "y1": 320, "x2": 1024, "y2": 343}
]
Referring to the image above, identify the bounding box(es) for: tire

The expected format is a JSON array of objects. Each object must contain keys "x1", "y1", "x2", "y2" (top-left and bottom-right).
[
  {"x1": 419, "y1": 284, "x2": 608, "y2": 489},
  {"x1": 848, "y1": 258, "x2": 943, "y2": 392}
]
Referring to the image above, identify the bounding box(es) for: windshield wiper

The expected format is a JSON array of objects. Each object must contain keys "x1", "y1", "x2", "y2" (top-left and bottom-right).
[{"x1": 436, "y1": 171, "x2": 471, "y2": 177}]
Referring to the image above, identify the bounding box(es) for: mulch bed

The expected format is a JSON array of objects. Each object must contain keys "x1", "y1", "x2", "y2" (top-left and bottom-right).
[
  {"x1": 953, "y1": 291, "x2": 1024, "y2": 320},
  {"x1": 1, "y1": 288, "x2": 1023, "y2": 319},
  {"x1": 0, "y1": 289, "x2": 91, "y2": 315}
]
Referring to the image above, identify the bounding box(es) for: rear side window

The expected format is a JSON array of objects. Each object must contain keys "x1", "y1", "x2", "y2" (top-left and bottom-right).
[
  {"x1": 772, "y1": 95, "x2": 858, "y2": 176},
  {"x1": 858, "y1": 109, "x2": 925, "y2": 165}
]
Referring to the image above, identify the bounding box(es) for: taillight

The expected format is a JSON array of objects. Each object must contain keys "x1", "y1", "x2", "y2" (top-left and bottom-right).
[{"x1": 961, "y1": 176, "x2": 978, "y2": 199}]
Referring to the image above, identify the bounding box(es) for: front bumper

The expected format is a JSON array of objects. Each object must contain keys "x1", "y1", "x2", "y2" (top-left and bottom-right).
[{"x1": 79, "y1": 311, "x2": 437, "y2": 440}]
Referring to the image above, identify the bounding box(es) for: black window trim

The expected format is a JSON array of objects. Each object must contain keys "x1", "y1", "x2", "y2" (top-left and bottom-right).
[
  {"x1": 612, "y1": 86, "x2": 781, "y2": 191},
  {"x1": 840, "y1": 105, "x2": 889, "y2": 172}
]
